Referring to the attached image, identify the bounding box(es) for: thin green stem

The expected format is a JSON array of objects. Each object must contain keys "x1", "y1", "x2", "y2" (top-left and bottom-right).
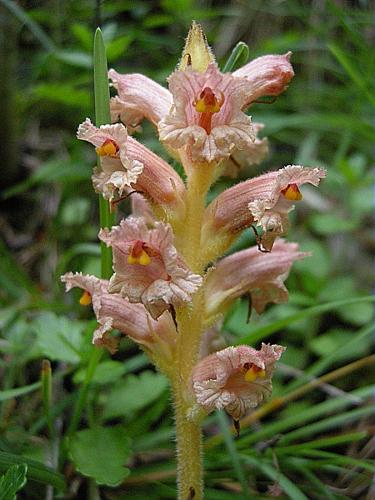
[
  {"x1": 94, "y1": 27, "x2": 115, "y2": 278},
  {"x1": 66, "y1": 348, "x2": 102, "y2": 437},
  {"x1": 67, "y1": 28, "x2": 113, "y2": 437},
  {"x1": 41, "y1": 360, "x2": 54, "y2": 441}
]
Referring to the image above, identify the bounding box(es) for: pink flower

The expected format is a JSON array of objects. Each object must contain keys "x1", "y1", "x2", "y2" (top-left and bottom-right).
[
  {"x1": 192, "y1": 343, "x2": 285, "y2": 419},
  {"x1": 158, "y1": 63, "x2": 256, "y2": 163},
  {"x1": 99, "y1": 217, "x2": 202, "y2": 319},
  {"x1": 126, "y1": 137, "x2": 186, "y2": 212},
  {"x1": 61, "y1": 272, "x2": 176, "y2": 354},
  {"x1": 232, "y1": 52, "x2": 294, "y2": 106},
  {"x1": 130, "y1": 192, "x2": 155, "y2": 224},
  {"x1": 77, "y1": 118, "x2": 186, "y2": 212},
  {"x1": 109, "y1": 23, "x2": 294, "y2": 164},
  {"x1": 203, "y1": 165, "x2": 326, "y2": 252},
  {"x1": 205, "y1": 239, "x2": 308, "y2": 319},
  {"x1": 77, "y1": 118, "x2": 143, "y2": 201}
]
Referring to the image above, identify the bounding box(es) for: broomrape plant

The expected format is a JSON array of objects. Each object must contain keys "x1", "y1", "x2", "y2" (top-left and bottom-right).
[{"x1": 62, "y1": 22, "x2": 325, "y2": 499}]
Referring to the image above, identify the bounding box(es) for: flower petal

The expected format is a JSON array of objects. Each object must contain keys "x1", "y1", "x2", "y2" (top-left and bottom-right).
[
  {"x1": 233, "y1": 52, "x2": 294, "y2": 106},
  {"x1": 61, "y1": 272, "x2": 176, "y2": 353},
  {"x1": 203, "y1": 165, "x2": 326, "y2": 253},
  {"x1": 77, "y1": 118, "x2": 144, "y2": 201},
  {"x1": 222, "y1": 123, "x2": 269, "y2": 178},
  {"x1": 159, "y1": 63, "x2": 255, "y2": 163},
  {"x1": 109, "y1": 70, "x2": 173, "y2": 127},
  {"x1": 126, "y1": 137, "x2": 186, "y2": 211}
]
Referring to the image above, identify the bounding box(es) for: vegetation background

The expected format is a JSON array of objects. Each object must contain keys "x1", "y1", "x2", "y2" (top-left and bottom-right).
[{"x1": 0, "y1": 0, "x2": 374, "y2": 498}]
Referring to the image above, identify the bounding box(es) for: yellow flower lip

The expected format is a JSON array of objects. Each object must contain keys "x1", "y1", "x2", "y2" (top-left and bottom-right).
[
  {"x1": 127, "y1": 240, "x2": 151, "y2": 266},
  {"x1": 96, "y1": 139, "x2": 119, "y2": 157},
  {"x1": 194, "y1": 87, "x2": 223, "y2": 114},
  {"x1": 194, "y1": 87, "x2": 225, "y2": 134},
  {"x1": 79, "y1": 290, "x2": 92, "y2": 306},
  {"x1": 281, "y1": 183, "x2": 303, "y2": 201},
  {"x1": 243, "y1": 362, "x2": 266, "y2": 382}
]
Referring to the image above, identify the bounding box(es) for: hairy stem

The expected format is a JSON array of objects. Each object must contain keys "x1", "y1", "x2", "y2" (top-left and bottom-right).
[{"x1": 172, "y1": 159, "x2": 215, "y2": 499}]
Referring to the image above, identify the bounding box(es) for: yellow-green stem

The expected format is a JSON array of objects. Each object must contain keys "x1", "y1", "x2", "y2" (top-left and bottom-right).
[
  {"x1": 173, "y1": 159, "x2": 215, "y2": 500},
  {"x1": 173, "y1": 379, "x2": 203, "y2": 499}
]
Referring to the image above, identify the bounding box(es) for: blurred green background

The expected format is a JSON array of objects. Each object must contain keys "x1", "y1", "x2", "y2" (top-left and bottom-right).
[{"x1": 0, "y1": 0, "x2": 374, "y2": 498}]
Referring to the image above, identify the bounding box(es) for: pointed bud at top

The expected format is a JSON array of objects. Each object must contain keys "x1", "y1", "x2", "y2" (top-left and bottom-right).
[{"x1": 178, "y1": 21, "x2": 215, "y2": 73}]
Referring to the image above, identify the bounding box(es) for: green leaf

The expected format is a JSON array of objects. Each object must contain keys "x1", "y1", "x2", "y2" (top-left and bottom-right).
[
  {"x1": 2, "y1": 159, "x2": 91, "y2": 199},
  {"x1": 32, "y1": 84, "x2": 91, "y2": 109},
  {"x1": 0, "y1": 452, "x2": 65, "y2": 491},
  {"x1": 238, "y1": 385, "x2": 374, "y2": 448},
  {"x1": 0, "y1": 382, "x2": 41, "y2": 402},
  {"x1": 68, "y1": 426, "x2": 131, "y2": 486},
  {"x1": 71, "y1": 23, "x2": 93, "y2": 51},
  {"x1": 106, "y1": 35, "x2": 134, "y2": 61},
  {"x1": 241, "y1": 455, "x2": 308, "y2": 500},
  {"x1": 0, "y1": 464, "x2": 27, "y2": 500},
  {"x1": 309, "y1": 213, "x2": 358, "y2": 234},
  {"x1": 33, "y1": 312, "x2": 84, "y2": 364},
  {"x1": 309, "y1": 328, "x2": 372, "y2": 362},
  {"x1": 73, "y1": 360, "x2": 127, "y2": 385},
  {"x1": 237, "y1": 296, "x2": 375, "y2": 345},
  {"x1": 222, "y1": 41, "x2": 249, "y2": 72},
  {"x1": 104, "y1": 371, "x2": 168, "y2": 419},
  {"x1": 216, "y1": 411, "x2": 248, "y2": 495},
  {"x1": 94, "y1": 28, "x2": 111, "y2": 126},
  {"x1": 328, "y1": 43, "x2": 375, "y2": 106}
]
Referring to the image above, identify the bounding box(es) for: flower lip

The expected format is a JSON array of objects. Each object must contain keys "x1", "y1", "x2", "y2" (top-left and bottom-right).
[
  {"x1": 96, "y1": 138, "x2": 119, "y2": 157},
  {"x1": 194, "y1": 87, "x2": 225, "y2": 134},
  {"x1": 127, "y1": 240, "x2": 152, "y2": 266},
  {"x1": 79, "y1": 290, "x2": 92, "y2": 306},
  {"x1": 281, "y1": 183, "x2": 302, "y2": 201}
]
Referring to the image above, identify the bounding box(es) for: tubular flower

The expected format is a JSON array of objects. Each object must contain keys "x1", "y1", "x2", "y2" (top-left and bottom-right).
[
  {"x1": 61, "y1": 272, "x2": 176, "y2": 355},
  {"x1": 203, "y1": 165, "x2": 326, "y2": 252},
  {"x1": 77, "y1": 118, "x2": 186, "y2": 212},
  {"x1": 192, "y1": 343, "x2": 285, "y2": 419},
  {"x1": 99, "y1": 217, "x2": 202, "y2": 319},
  {"x1": 126, "y1": 136, "x2": 186, "y2": 213},
  {"x1": 205, "y1": 239, "x2": 308, "y2": 319},
  {"x1": 130, "y1": 192, "x2": 155, "y2": 224},
  {"x1": 77, "y1": 118, "x2": 143, "y2": 201},
  {"x1": 232, "y1": 52, "x2": 295, "y2": 106},
  {"x1": 109, "y1": 22, "x2": 294, "y2": 165},
  {"x1": 158, "y1": 63, "x2": 256, "y2": 163}
]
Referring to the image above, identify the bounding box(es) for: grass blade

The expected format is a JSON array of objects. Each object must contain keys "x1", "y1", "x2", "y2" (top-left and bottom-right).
[
  {"x1": 237, "y1": 296, "x2": 375, "y2": 344},
  {"x1": 222, "y1": 41, "x2": 249, "y2": 72}
]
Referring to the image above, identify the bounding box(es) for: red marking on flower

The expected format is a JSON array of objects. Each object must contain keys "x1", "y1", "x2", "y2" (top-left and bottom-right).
[{"x1": 194, "y1": 87, "x2": 224, "y2": 135}]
